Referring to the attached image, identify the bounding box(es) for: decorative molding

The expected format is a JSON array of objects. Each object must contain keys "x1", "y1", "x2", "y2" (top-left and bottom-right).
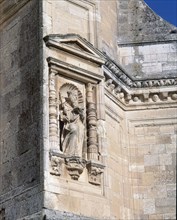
[
  {"x1": 128, "y1": 117, "x2": 177, "y2": 127},
  {"x1": 104, "y1": 56, "x2": 177, "y2": 108},
  {"x1": 44, "y1": 34, "x2": 105, "y2": 65},
  {"x1": 105, "y1": 59, "x2": 177, "y2": 89},
  {"x1": 117, "y1": 39, "x2": 177, "y2": 47},
  {"x1": 104, "y1": 76, "x2": 177, "y2": 108},
  {"x1": 45, "y1": 34, "x2": 177, "y2": 105},
  {"x1": 47, "y1": 57, "x2": 104, "y2": 84}
]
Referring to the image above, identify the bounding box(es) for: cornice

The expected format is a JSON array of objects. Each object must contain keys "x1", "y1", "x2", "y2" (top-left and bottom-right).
[
  {"x1": 104, "y1": 56, "x2": 177, "y2": 109},
  {"x1": 47, "y1": 57, "x2": 104, "y2": 84},
  {"x1": 104, "y1": 75, "x2": 177, "y2": 110},
  {"x1": 117, "y1": 39, "x2": 177, "y2": 47},
  {"x1": 105, "y1": 57, "x2": 177, "y2": 89},
  {"x1": 44, "y1": 34, "x2": 105, "y2": 65},
  {"x1": 44, "y1": 34, "x2": 177, "y2": 109}
]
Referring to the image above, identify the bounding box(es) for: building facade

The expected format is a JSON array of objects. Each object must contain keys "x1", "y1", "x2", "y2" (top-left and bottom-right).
[{"x1": 0, "y1": 0, "x2": 176, "y2": 219}]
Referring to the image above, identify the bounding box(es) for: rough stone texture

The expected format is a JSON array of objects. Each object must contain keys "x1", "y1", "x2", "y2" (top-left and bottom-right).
[
  {"x1": 0, "y1": 0, "x2": 42, "y2": 219},
  {"x1": 118, "y1": 41, "x2": 177, "y2": 79},
  {"x1": 117, "y1": 0, "x2": 177, "y2": 79},
  {"x1": 117, "y1": 0, "x2": 177, "y2": 44},
  {"x1": 43, "y1": 209, "x2": 99, "y2": 220},
  {"x1": 0, "y1": 0, "x2": 176, "y2": 220},
  {"x1": 126, "y1": 109, "x2": 177, "y2": 219}
]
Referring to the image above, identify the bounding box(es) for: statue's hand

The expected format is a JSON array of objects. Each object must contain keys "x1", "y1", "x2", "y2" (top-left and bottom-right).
[{"x1": 62, "y1": 115, "x2": 69, "y2": 122}]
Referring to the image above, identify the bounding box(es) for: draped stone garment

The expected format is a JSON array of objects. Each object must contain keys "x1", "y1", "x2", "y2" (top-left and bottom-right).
[{"x1": 60, "y1": 101, "x2": 84, "y2": 157}]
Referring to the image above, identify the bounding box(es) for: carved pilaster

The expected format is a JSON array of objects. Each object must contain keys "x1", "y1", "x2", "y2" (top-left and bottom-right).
[
  {"x1": 87, "y1": 161, "x2": 105, "y2": 185},
  {"x1": 86, "y1": 83, "x2": 98, "y2": 161},
  {"x1": 49, "y1": 69, "x2": 59, "y2": 150}
]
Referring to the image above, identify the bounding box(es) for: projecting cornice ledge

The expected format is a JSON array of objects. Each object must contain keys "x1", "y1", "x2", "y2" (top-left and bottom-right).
[
  {"x1": 44, "y1": 34, "x2": 177, "y2": 109},
  {"x1": 44, "y1": 34, "x2": 105, "y2": 65},
  {"x1": 104, "y1": 56, "x2": 177, "y2": 109}
]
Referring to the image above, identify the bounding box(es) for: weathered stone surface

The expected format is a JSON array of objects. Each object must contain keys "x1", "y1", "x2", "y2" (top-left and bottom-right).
[
  {"x1": 43, "y1": 209, "x2": 98, "y2": 220},
  {"x1": 155, "y1": 198, "x2": 176, "y2": 207},
  {"x1": 0, "y1": 0, "x2": 42, "y2": 219},
  {"x1": 117, "y1": 0, "x2": 177, "y2": 44},
  {"x1": 143, "y1": 199, "x2": 156, "y2": 214},
  {"x1": 0, "y1": 0, "x2": 176, "y2": 219},
  {"x1": 117, "y1": 0, "x2": 177, "y2": 79}
]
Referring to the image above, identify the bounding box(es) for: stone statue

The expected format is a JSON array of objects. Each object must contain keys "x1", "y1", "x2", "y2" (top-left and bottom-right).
[{"x1": 59, "y1": 84, "x2": 85, "y2": 157}]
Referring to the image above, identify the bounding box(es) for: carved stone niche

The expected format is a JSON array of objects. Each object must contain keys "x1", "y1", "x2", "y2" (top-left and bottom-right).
[
  {"x1": 46, "y1": 34, "x2": 106, "y2": 184},
  {"x1": 59, "y1": 83, "x2": 86, "y2": 180},
  {"x1": 65, "y1": 156, "x2": 86, "y2": 180},
  {"x1": 87, "y1": 160, "x2": 105, "y2": 185}
]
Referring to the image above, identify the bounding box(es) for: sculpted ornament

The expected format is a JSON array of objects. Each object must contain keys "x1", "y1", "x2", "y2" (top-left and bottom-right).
[
  {"x1": 49, "y1": 82, "x2": 105, "y2": 183},
  {"x1": 50, "y1": 155, "x2": 63, "y2": 176},
  {"x1": 87, "y1": 161, "x2": 105, "y2": 185},
  {"x1": 59, "y1": 83, "x2": 86, "y2": 180},
  {"x1": 59, "y1": 84, "x2": 85, "y2": 157}
]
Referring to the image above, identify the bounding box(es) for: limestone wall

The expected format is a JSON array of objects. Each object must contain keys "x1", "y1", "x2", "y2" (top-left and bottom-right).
[
  {"x1": 118, "y1": 42, "x2": 177, "y2": 79},
  {"x1": 126, "y1": 109, "x2": 176, "y2": 219},
  {"x1": 41, "y1": 0, "x2": 176, "y2": 219},
  {"x1": 105, "y1": 94, "x2": 177, "y2": 219},
  {"x1": 105, "y1": 96, "x2": 132, "y2": 219},
  {"x1": 42, "y1": 0, "x2": 119, "y2": 60},
  {"x1": 0, "y1": 0, "x2": 176, "y2": 219},
  {"x1": 0, "y1": 0, "x2": 42, "y2": 219},
  {"x1": 117, "y1": 0, "x2": 177, "y2": 79}
]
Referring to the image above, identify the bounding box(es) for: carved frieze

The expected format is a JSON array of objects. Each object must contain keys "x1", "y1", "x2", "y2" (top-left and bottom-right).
[
  {"x1": 105, "y1": 77, "x2": 177, "y2": 107},
  {"x1": 104, "y1": 56, "x2": 177, "y2": 108}
]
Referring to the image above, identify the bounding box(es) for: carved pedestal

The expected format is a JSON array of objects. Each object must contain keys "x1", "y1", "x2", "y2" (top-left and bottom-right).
[
  {"x1": 65, "y1": 157, "x2": 86, "y2": 180},
  {"x1": 87, "y1": 160, "x2": 105, "y2": 185}
]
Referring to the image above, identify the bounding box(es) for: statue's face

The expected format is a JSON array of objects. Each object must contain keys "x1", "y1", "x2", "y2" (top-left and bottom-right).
[{"x1": 68, "y1": 92, "x2": 78, "y2": 104}]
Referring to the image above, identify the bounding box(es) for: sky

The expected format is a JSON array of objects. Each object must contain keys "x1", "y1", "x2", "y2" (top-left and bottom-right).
[{"x1": 144, "y1": 0, "x2": 177, "y2": 26}]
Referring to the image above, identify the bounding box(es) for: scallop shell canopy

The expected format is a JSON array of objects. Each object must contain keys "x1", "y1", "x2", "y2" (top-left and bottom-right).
[{"x1": 59, "y1": 83, "x2": 84, "y2": 107}]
